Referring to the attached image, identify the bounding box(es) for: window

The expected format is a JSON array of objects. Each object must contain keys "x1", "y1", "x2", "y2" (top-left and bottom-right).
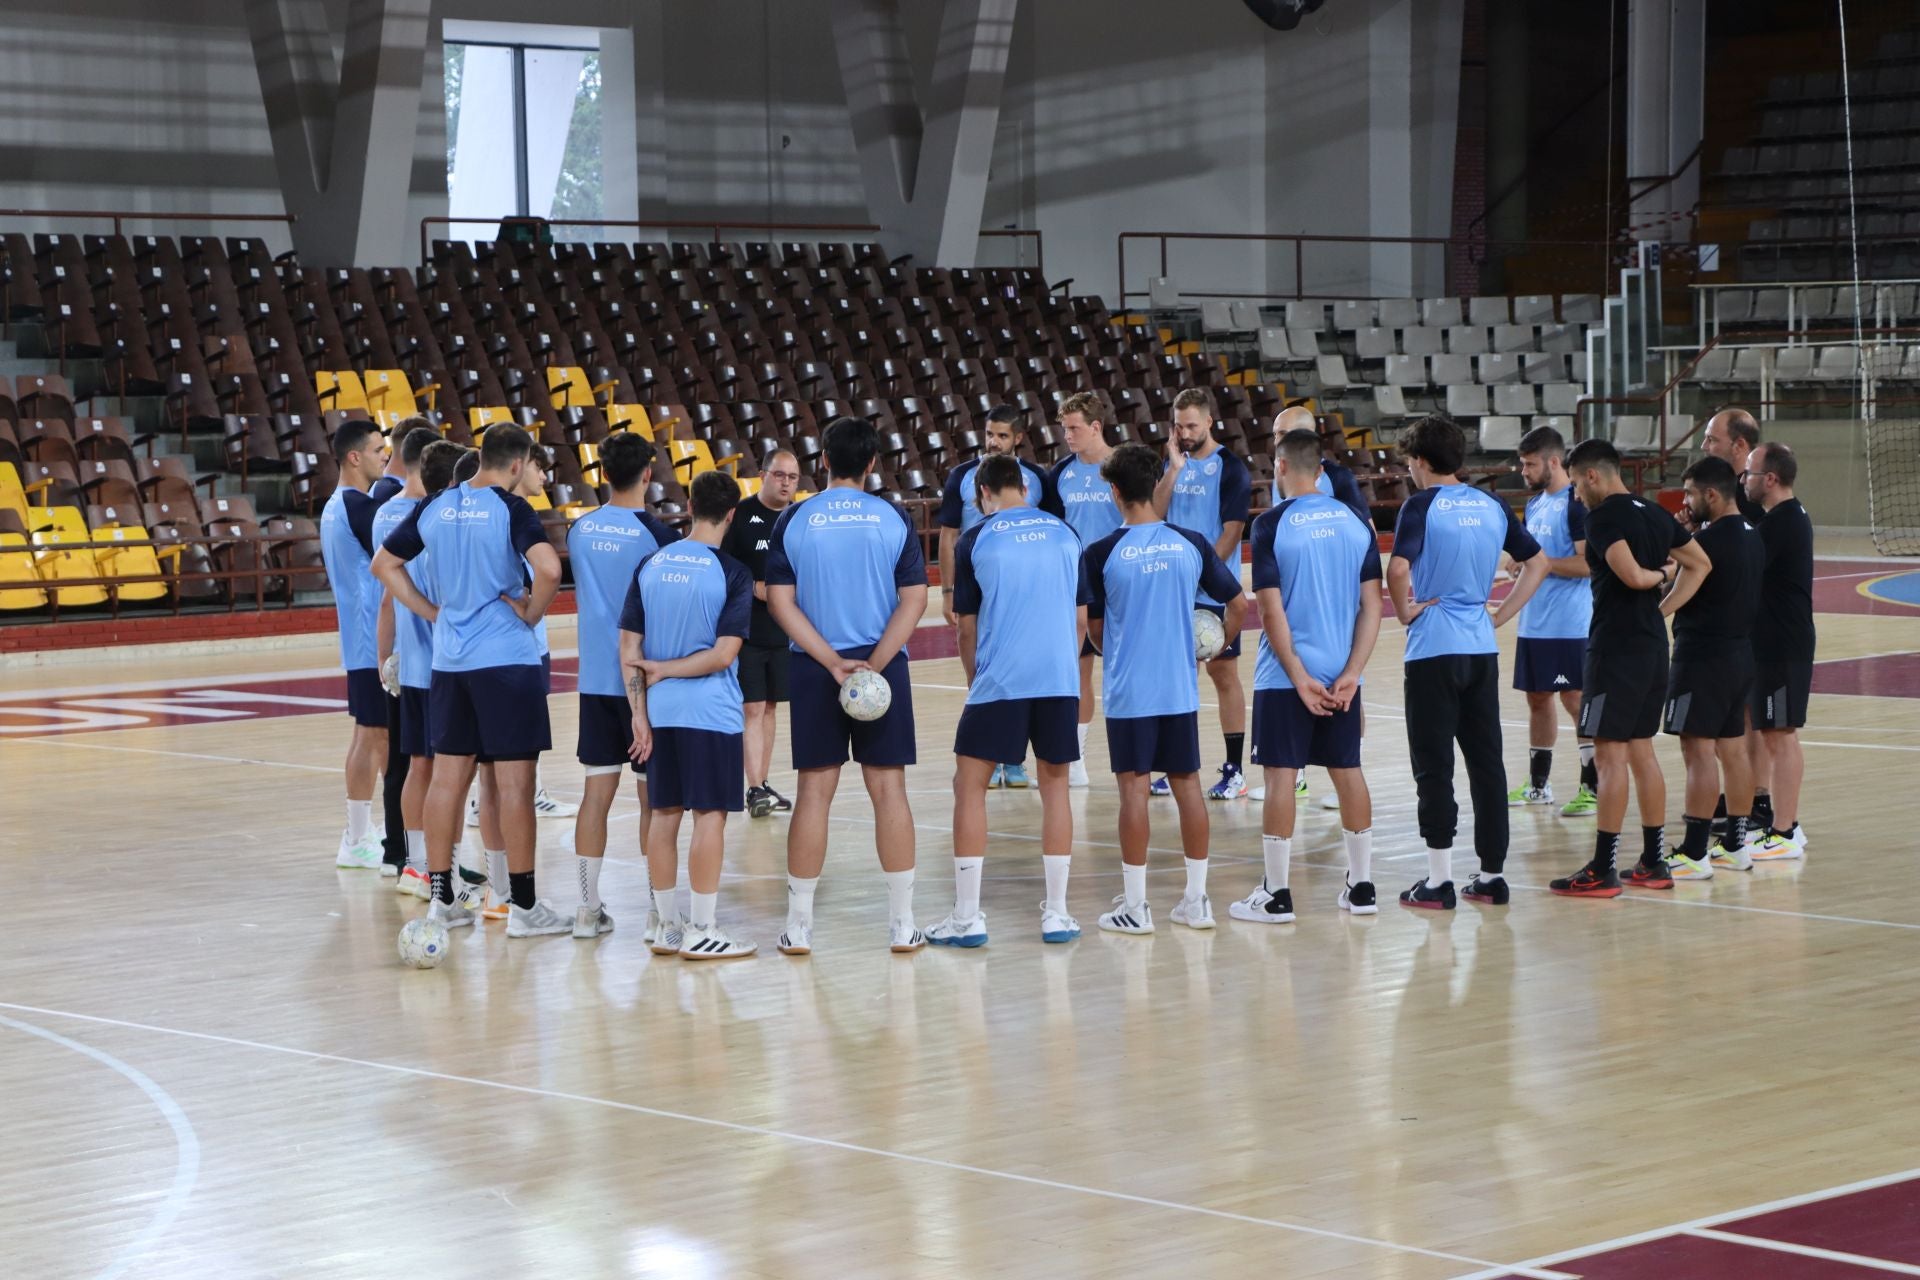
[{"x1": 444, "y1": 35, "x2": 602, "y2": 243}]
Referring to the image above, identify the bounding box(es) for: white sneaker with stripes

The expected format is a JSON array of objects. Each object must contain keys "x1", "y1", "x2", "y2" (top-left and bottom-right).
[
  {"x1": 679, "y1": 922, "x2": 757, "y2": 959},
  {"x1": 1098, "y1": 895, "x2": 1154, "y2": 935}
]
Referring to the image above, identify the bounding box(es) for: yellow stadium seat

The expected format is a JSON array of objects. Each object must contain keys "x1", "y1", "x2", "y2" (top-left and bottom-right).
[
  {"x1": 0, "y1": 530, "x2": 46, "y2": 610},
  {"x1": 363, "y1": 370, "x2": 419, "y2": 419},
  {"x1": 557, "y1": 500, "x2": 597, "y2": 520},
  {"x1": 316, "y1": 370, "x2": 370, "y2": 416},
  {"x1": 469, "y1": 406, "x2": 516, "y2": 438},
  {"x1": 93, "y1": 524, "x2": 170, "y2": 603},
  {"x1": 524, "y1": 489, "x2": 553, "y2": 512},
  {"x1": 28, "y1": 505, "x2": 88, "y2": 540},
  {"x1": 0, "y1": 462, "x2": 28, "y2": 530},
  {"x1": 605, "y1": 404, "x2": 655, "y2": 439},
  {"x1": 735, "y1": 476, "x2": 763, "y2": 499},
  {"x1": 665, "y1": 439, "x2": 716, "y2": 484},
  {"x1": 576, "y1": 442, "x2": 601, "y2": 484},
  {"x1": 548, "y1": 366, "x2": 616, "y2": 411},
  {"x1": 31, "y1": 512, "x2": 107, "y2": 607}
]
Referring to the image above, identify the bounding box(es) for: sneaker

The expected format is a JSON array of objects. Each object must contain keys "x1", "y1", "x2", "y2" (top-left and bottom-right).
[
  {"x1": 506, "y1": 900, "x2": 575, "y2": 937},
  {"x1": 1549, "y1": 863, "x2": 1623, "y2": 898},
  {"x1": 397, "y1": 867, "x2": 432, "y2": 899},
  {"x1": 1098, "y1": 895, "x2": 1154, "y2": 934},
  {"x1": 1003, "y1": 764, "x2": 1031, "y2": 789},
  {"x1": 1507, "y1": 783, "x2": 1555, "y2": 807},
  {"x1": 1294, "y1": 777, "x2": 1310, "y2": 801},
  {"x1": 1068, "y1": 759, "x2": 1090, "y2": 789},
  {"x1": 1460, "y1": 875, "x2": 1510, "y2": 905},
  {"x1": 1170, "y1": 893, "x2": 1216, "y2": 929},
  {"x1": 1746, "y1": 822, "x2": 1807, "y2": 849},
  {"x1": 1148, "y1": 776, "x2": 1171, "y2": 797},
  {"x1": 573, "y1": 905, "x2": 615, "y2": 939},
  {"x1": 335, "y1": 831, "x2": 383, "y2": 870},
  {"x1": 777, "y1": 920, "x2": 813, "y2": 955},
  {"x1": 989, "y1": 764, "x2": 1007, "y2": 789},
  {"x1": 747, "y1": 785, "x2": 775, "y2": 819},
  {"x1": 465, "y1": 792, "x2": 480, "y2": 828},
  {"x1": 644, "y1": 910, "x2": 684, "y2": 955},
  {"x1": 1559, "y1": 784, "x2": 1598, "y2": 817},
  {"x1": 1709, "y1": 839, "x2": 1753, "y2": 871},
  {"x1": 482, "y1": 888, "x2": 512, "y2": 921},
  {"x1": 426, "y1": 898, "x2": 475, "y2": 929},
  {"x1": 1399, "y1": 878, "x2": 1456, "y2": 910},
  {"x1": 890, "y1": 918, "x2": 927, "y2": 953},
  {"x1": 456, "y1": 867, "x2": 488, "y2": 911},
  {"x1": 926, "y1": 911, "x2": 989, "y2": 948},
  {"x1": 1319, "y1": 791, "x2": 1341, "y2": 811},
  {"x1": 1667, "y1": 851, "x2": 1715, "y2": 881},
  {"x1": 1040, "y1": 904, "x2": 1081, "y2": 943},
  {"x1": 1206, "y1": 763, "x2": 1248, "y2": 801},
  {"x1": 1228, "y1": 883, "x2": 1295, "y2": 923},
  {"x1": 379, "y1": 861, "x2": 402, "y2": 879},
  {"x1": 533, "y1": 788, "x2": 578, "y2": 819},
  {"x1": 1749, "y1": 827, "x2": 1806, "y2": 861},
  {"x1": 767, "y1": 788, "x2": 793, "y2": 813},
  {"x1": 1624, "y1": 860, "x2": 1675, "y2": 890},
  {"x1": 680, "y1": 922, "x2": 757, "y2": 959},
  {"x1": 1339, "y1": 880, "x2": 1379, "y2": 915},
  {"x1": 1249, "y1": 785, "x2": 1267, "y2": 800}
]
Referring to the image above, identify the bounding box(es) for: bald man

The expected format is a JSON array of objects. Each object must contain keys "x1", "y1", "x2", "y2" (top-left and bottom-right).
[{"x1": 1700, "y1": 409, "x2": 1765, "y2": 525}]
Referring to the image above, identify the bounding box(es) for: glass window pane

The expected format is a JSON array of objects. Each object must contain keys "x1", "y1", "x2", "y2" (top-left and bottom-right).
[
  {"x1": 446, "y1": 43, "x2": 516, "y2": 242},
  {"x1": 526, "y1": 48, "x2": 602, "y2": 241}
]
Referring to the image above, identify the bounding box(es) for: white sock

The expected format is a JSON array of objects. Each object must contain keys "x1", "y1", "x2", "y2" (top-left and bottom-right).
[
  {"x1": 787, "y1": 874, "x2": 818, "y2": 923},
  {"x1": 405, "y1": 830, "x2": 426, "y2": 874},
  {"x1": 485, "y1": 848, "x2": 509, "y2": 894},
  {"x1": 1578, "y1": 740, "x2": 1595, "y2": 771},
  {"x1": 884, "y1": 868, "x2": 915, "y2": 922},
  {"x1": 1122, "y1": 863, "x2": 1147, "y2": 910},
  {"x1": 1342, "y1": 828, "x2": 1373, "y2": 884},
  {"x1": 1184, "y1": 856, "x2": 1208, "y2": 900},
  {"x1": 653, "y1": 868, "x2": 680, "y2": 919},
  {"x1": 1077, "y1": 722, "x2": 1089, "y2": 754},
  {"x1": 346, "y1": 799, "x2": 372, "y2": 844},
  {"x1": 1262, "y1": 834, "x2": 1292, "y2": 890},
  {"x1": 952, "y1": 856, "x2": 984, "y2": 921},
  {"x1": 1426, "y1": 845, "x2": 1453, "y2": 887},
  {"x1": 689, "y1": 890, "x2": 717, "y2": 928},
  {"x1": 577, "y1": 856, "x2": 602, "y2": 910},
  {"x1": 1479, "y1": 871, "x2": 1504, "y2": 884},
  {"x1": 1042, "y1": 854, "x2": 1071, "y2": 915}
]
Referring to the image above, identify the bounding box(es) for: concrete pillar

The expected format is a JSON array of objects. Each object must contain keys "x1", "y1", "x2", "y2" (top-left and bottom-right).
[
  {"x1": 1626, "y1": 0, "x2": 1705, "y2": 242},
  {"x1": 1366, "y1": 0, "x2": 1415, "y2": 296}
]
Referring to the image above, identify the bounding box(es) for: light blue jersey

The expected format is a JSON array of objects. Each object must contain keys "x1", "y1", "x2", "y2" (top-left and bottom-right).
[
  {"x1": 1085, "y1": 521, "x2": 1243, "y2": 718},
  {"x1": 619, "y1": 543, "x2": 753, "y2": 733},
  {"x1": 1391, "y1": 483, "x2": 1541, "y2": 662},
  {"x1": 381, "y1": 482, "x2": 548, "y2": 672},
  {"x1": 1249, "y1": 493, "x2": 1383, "y2": 690},
  {"x1": 1165, "y1": 447, "x2": 1251, "y2": 605},
  {"x1": 764, "y1": 489, "x2": 927, "y2": 653},
  {"x1": 567, "y1": 506, "x2": 680, "y2": 697},
  {"x1": 370, "y1": 495, "x2": 434, "y2": 689},
  {"x1": 1049, "y1": 454, "x2": 1124, "y2": 545},
  {"x1": 1516, "y1": 484, "x2": 1592, "y2": 641},
  {"x1": 320, "y1": 485, "x2": 382, "y2": 671},
  {"x1": 938, "y1": 456, "x2": 1058, "y2": 534},
  {"x1": 951, "y1": 509, "x2": 1090, "y2": 704}
]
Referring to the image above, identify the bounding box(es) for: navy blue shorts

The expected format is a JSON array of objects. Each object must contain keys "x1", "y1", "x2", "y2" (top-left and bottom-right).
[
  {"x1": 429, "y1": 664, "x2": 552, "y2": 762},
  {"x1": 1106, "y1": 712, "x2": 1201, "y2": 776},
  {"x1": 1251, "y1": 688, "x2": 1363, "y2": 770},
  {"x1": 1080, "y1": 635, "x2": 1098, "y2": 660},
  {"x1": 646, "y1": 727, "x2": 745, "y2": 812},
  {"x1": 954, "y1": 696, "x2": 1080, "y2": 765},
  {"x1": 345, "y1": 667, "x2": 388, "y2": 728},
  {"x1": 398, "y1": 685, "x2": 433, "y2": 759},
  {"x1": 790, "y1": 647, "x2": 916, "y2": 770},
  {"x1": 1513, "y1": 637, "x2": 1585, "y2": 693},
  {"x1": 541, "y1": 652, "x2": 552, "y2": 693},
  {"x1": 577, "y1": 692, "x2": 636, "y2": 769},
  {"x1": 1196, "y1": 602, "x2": 1242, "y2": 661}
]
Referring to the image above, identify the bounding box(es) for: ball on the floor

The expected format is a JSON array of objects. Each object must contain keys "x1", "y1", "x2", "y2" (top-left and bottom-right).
[
  {"x1": 397, "y1": 917, "x2": 450, "y2": 968},
  {"x1": 1193, "y1": 609, "x2": 1227, "y2": 662},
  {"x1": 839, "y1": 668, "x2": 893, "y2": 722}
]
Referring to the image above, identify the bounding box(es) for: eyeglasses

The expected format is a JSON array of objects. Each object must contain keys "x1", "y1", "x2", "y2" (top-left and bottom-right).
[{"x1": 765, "y1": 470, "x2": 801, "y2": 481}]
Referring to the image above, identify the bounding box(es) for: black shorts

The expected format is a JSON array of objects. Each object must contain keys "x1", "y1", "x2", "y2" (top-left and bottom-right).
[
  {"x1": 541, "y1": 652, "x2": 552, "y2": 694},
  {"x1": 429, "y1": 664, "x2": 552, "y2": 761},
  {"x1": 1513, "y1": 637, "x2": 1585, "y2": 694},
  {"x1": 738, "y1": 642, "x2": 791, "y2": 704},
  {"x1": 1251, "y1": 688, "x2": 1363, "y2": 770},
  {"x1": 1196, "y1": 601, "x2": 1242, "y2": 661},
  {"x1": 398, "y1": 685, "x2": 433, "y2": 759},
  {"x1": 789, "y1": 646, "x2": 916, "y2": 770},
  {"x1": 1750, "y1": 659, "x2": 1812, "y2": 730},
  {"x1": 1578, "y1": 644, "x2": 1667, "y2": 742},
  {"x1": 1080, "y1": 635, "x2": 1098, "y2": 660},
  {"x1": 345, "y1": 667, "x2": 388, "y2": 728},
  {"x1": 1664, "y1": 654, "x2": 1752, "y2": 740},
  {"x1": 577, "y1": 692, "x2": 636, "y2": 769},
  {"x1": 646, "y1": 727, "x2": 745, "y2": 812},
  {"x1": 954, "y1": 696, "x2": 1080, "y2": 765},
  {"x1": 1106, "y1": 712, "x2": 1201, "y2": 776}
]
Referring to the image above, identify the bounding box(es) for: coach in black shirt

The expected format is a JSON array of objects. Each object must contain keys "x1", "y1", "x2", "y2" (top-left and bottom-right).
[
  {"x1": 723, "y1": 449, "x2": 803, "y2": 818},
  {"x1": 1742, "y1": 441, "x2": 1815, "y2": 858}
]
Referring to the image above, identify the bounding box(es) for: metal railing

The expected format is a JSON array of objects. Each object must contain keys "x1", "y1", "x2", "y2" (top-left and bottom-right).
[
  {"x1": 0, "y1": 529, "x2": 324, "y2": 623},
  {"x1": 0, "y1": 206, "x2": 297, "y2": 240},
  {"x1": 418, "y1": 216, "x2": 887, "y2": 268},
  {"x1": 1691, "y1": 277, "x2": 1920, "y2": 344}
]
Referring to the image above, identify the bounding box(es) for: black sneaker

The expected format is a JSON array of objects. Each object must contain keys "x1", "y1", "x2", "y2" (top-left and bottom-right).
[
  {"x1": 768, "y1": 787, "x2": 793, "y2": 813},
  {"x1": 1339, "y1": 880, "x2": 1378, "y2": 915},
  {"x1": 747, "y1": 786, "x2": 774, "y2": 819},
  {"x1": 1549, "y1": 862, "x2": 1623, "y2": 898},
  {"x1": 1227, "y1": 884, "x2": 1295, "y2": 923},
  {"x1": 1461, "y1": 875, "x2": 1510, "y2": 905},
  {"x1": 1399, "y1": 878, "x2": 1456, "y2": 911}
]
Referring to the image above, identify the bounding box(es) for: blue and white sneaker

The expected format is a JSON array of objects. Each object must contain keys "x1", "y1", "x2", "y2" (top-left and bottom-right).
[
  {"x1": 1002, "y1": 763, "x2": 1031, "y2": 789},
  {"x1": 926, "y1": 911, "x2": 989, "y2": 948},
  {"x1": 1207, "y1": 763, "x2": 1247, "y2": 800},
  {"x1": 989, "y1": 764, "x2": 1008, "y2": 788},
  {"x1": 1040, "y1": 904, "x2": 1081, "y2": 943},
  {"x1": 1148, "y1": 776, "x2": 1171, "y2": 797}
]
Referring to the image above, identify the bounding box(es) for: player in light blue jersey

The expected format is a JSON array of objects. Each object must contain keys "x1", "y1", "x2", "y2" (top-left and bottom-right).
[
  {"x1": 926, "y1": 455, "x2": 1091, "y2": 948},
  {"x1": 1047, "y1": 391, "x2": 1121, "y2": 788},
  {"x1": 374, "y1": 424, "x2": 572, "y2": 943},
  {"x1": 1232, "y1": 427, "x2": 1383, "y2": 925},
  {"x1": 1154, "y1": 388, "x2": 1253, "y2": 801},
  {"x1": 318, "y1": 419, "x2": 391, "y2": 870},
  {"x1": 565, "y1": 432, "x2": 679, "y2": 939},
  {"x1": 937, "y1": 403, "x2": 1060, "y2": 788},
  {"x1": 1086, "y1": 444, "x2": 1247, "y2": 935},
  {"x1": 621, "y1": 472, "x2": 758, "y2": 959},
  {"x1": 1509, "y1": 425, "x2": 1598, "y2": 816},
  {"x1": 766, "y1": 416, "x2": 931, "y2": 955},
  {"x1": 1386, "y1": 415, "x2": 1547, "y2": 910},
  {"x1": 509, "y1": 446, "x2": 576, "y2": 823}
]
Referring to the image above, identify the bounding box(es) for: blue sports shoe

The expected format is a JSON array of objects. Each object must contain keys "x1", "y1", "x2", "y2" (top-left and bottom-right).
[{"x1": 1003, "y1": 763, "x2": 1031, "y2": 789}]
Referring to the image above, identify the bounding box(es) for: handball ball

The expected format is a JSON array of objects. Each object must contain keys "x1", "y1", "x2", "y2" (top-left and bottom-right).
[
  {"x1": 839, "y1": 668, "x2": 893, "y2": 722},
  {"x1": 1193, "y1": 609, "x2": 1228, "y2": 662},
  {"x1": 397, "y1": 917, "x2": 450, "y2": 969}
]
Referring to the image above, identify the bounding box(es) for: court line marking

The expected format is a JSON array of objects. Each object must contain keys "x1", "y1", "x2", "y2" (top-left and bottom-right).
[
  {"x1": 1356, "y1": 700, "x2": 1920, "y2": 753},
  {"x1": 1443, "y1": 1163, "x2": 1920, "y2": 1279},
  {"x1": 1684, "y1": 1227, "x2": 1920, "y2": 1275},
  {"x1": 0, "y1": 1000, "x2": 1567, "y2": 1279},
  {"x1": 0, "y1": 1013, "x2": 201, "y2": 1280}
]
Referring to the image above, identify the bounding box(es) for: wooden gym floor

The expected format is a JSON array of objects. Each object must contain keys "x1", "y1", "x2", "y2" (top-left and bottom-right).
[{"x1": 2, "y1": 548, "x2": 1918, "y2": 1279}]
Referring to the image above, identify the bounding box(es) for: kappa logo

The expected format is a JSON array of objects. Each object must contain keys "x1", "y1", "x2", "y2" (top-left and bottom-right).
[
  {"x1": 1553, "y1": 674, "x2": 1570, "y2": 686},
  {"x1": 749, "y1": 514, "x2": 764, "y2": 524}
]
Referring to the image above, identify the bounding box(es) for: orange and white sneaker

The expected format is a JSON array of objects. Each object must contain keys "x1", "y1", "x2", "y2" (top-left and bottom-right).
[
  {"x1": 482, "y1": 888, "x2": 513, "y2": 921},
  {"x1": 397, "y1": 867, "x2": 432, "y2": 900}
]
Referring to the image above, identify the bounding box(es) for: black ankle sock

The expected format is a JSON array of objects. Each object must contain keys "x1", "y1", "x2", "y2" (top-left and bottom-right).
[
  {"x1": 1683, "y1": 816, "x2": 1711, "y2": 860},
  {"x1": 1580, "y1": 759, "x2": 1598, "y2": 789},
  {"x1": 1752, "y1": 791, "x2": 1773, "y2": 830},
  {"x1": 1727, "y1": 814, "x2": 1749, "y2": 849},
  {"x1": 430, "y1": 870, "x2": 454, "y2": 904},
  {"x1": 1593, "y1": 830, "x2": 1620, "y2": 874},
  {"x1": 1713, "y1": 793, "x2": 1728, "y2": 819},
  {"x1": 509, "y1": 870, "x2": 536, "y2": 910},
  {"x1": 1529, "y1": 748, "x2": 1552, "y2": 790},
  {"x1": 1225, "y1": 733, "x2": 1245, "y2": 770},
  {"x1": 1641, "y1": 825, "x2": 1665, "y2": 867}
]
